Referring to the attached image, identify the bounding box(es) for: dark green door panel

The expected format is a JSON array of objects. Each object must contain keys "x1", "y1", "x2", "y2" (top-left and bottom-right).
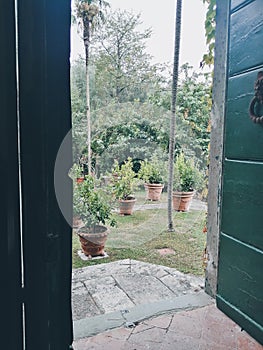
[
  {"x1": 16, "y1": 1, "x2": 73, "y2": 349},
  {"x1": 225, "y1": 70, "x2": 263, "y2": 161},
  {"x1": 229, "y1": 0, "x2": 263, "y2": 76},
  {"x1": 217, "y1": 234, "x2": 263, "y2": 331},
  {"x1": 231, "y1": 0, "x2": 255, "y2": 11},
  {"x1": 1, "y1": 2, "x2": 23, "y2": 349},
  {"x1": 221, "y1": 160, "x2": 263, "y2": 250},
  {"x1": 217, "y1": 297, "x2": 263, "y2": 346},
  {"x1": 217, "y1": 0, "x2": 263, "y2": 345}
]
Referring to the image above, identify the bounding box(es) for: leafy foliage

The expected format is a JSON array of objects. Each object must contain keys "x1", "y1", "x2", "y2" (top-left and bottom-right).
[
  {"x1": 92, "y1": 121, "x2": 169, "y2": 156},
  {"x1": 109, "y1": 158, "x2": 138, "y2": 200},
  {"x1": 74, "y1": 0, "x2": 109, "y2": 33},
  {"x1": 201, "y1": 0, "x2": 216, "y2": 67},
  {"x1": 176, "y1": 64, "x2": 212, "y2": 166},
  {"x1": 138, "y1": 159, "x2": 164, "y2": 184},
  {"x1": 173, "y1": 152, "x2": 204, "y2": 192},
  {"x1": 73, "y1": 171, "x2": 116, "y2": 230},
  {"x1": 91, "y1": 9, "x2": 158, "y2": 104},
  {"x1": 149, "y1": 64, "x2": 212, "y2": 168},
  {"x1": 71, "y1": 60, "x2": 87, "y2": 162},
  {"x1": 71, "y1": 10, "x2": 212, "y2": 188}
]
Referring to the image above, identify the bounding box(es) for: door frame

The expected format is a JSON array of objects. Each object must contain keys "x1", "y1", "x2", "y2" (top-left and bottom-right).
[{"x1": 205, "y1": 0, "x2": 229, "y2": 297}]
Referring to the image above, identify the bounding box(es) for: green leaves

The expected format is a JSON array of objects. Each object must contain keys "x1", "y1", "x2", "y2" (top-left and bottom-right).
[
  {"x1": 91, "y1": 9, "x2": 155, "y2": 104},
  {"x1": 176, "y1": 64, "x2": 212, "y2": 167},
  {"x1": 138, "y1": 159, "x2": 163, "y2": 184},
  {"x1": 71, "y1": 7, "x2": 212, "y2": 192},
  {"x1": 109, "y1": 158, "x2": 138, "y2": 200},
  {"x1": 73, "y1": 171, "x2": 116, "y2": 228},
  {"x1": 91, "y1": 121, "x2": 169, "y2": 157},
  {"x1": 201, "y1": 0, "x2": 216, "y2": 67},
  {"x1": 173, "y1": 153, "x2": 204, "y2": 192}
]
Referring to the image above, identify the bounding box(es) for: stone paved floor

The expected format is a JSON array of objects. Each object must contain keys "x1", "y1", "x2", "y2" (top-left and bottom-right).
[
  {"x1": 71, "y1": 199, "x2": 262, "y2": 349},
  {"x1": 73, "y1": 303, "x2": 262, "y2": 350},
  {"x1": 71, "y1": 260, "x2": 262, "y2": 349},
  {"x1": 72, "y1": 260, "x2": 205, "y2": 320}
]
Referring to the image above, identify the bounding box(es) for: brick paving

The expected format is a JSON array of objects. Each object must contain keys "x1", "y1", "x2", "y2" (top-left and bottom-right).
[{"x1": 73, "y1": 304, "x2": 262, "y2": 350}]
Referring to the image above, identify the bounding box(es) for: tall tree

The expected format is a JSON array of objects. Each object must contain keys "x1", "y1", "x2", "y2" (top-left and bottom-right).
[
  {"x1": 74, "y1": 0, "x2": 109, "y2": 174},
  {"x1": 92, "y1": 9, "x2": 157, "y2": 104},
  {"x1": 167, "y1": 0, "x2": 183, "y2": 231}
]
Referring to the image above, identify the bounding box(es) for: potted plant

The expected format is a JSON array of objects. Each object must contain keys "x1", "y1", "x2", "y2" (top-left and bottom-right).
[
  {"x1": 138, "y1": 159, "x2": 164, "y2": 201},
  {"x1": 73, "y1": 173, "x2": 116, "y2": 257},
  {"x1": 109, "y1": 158, "x2": 138, "y2": 215},
  {"x1": 70, "y1": 163, "x2": 85, "y2": 183},
  {"x1": 173, "y1": 152, "x2": 203, "y2": 212}
]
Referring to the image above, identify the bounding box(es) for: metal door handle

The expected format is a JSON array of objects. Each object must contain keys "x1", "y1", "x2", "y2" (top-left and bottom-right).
[{"x1": 249, "y1": 71, "x2": 263, "y2": 123}]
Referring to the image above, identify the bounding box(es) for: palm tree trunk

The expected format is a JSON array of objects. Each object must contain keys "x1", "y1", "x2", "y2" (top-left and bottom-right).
[
  {"x1": 167, "y1": 0, "x2": 182, "y2": 231},
  {"x1": 84, "y1": 18, "x2": 92, "y2": 175}
]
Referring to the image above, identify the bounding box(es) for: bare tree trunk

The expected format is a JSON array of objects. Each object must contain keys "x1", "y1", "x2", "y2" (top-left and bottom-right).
[
  {"x1": 167, "y1": 0, "x2": 182, "y2": 231},
  {"x1": 84, "y1": 19, "x2": 92, "y2": 175}
]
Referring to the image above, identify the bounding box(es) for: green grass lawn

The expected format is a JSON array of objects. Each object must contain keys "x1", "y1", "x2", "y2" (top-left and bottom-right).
[{"x1": 72, "y1": 194, "x2": 207, "y2": 276}]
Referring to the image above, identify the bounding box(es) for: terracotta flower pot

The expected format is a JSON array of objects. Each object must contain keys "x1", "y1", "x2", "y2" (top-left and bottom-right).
[
  {"x1": 144, "y1": 183, "x2": 164, "y2": 201},
  {"x1": 76, "y1": 177, "x2": 84, "y2": 183},
  {"x1": 119, "y1": 197, "x2": 136, "y2": 215},
  {"x1": 78, "y1": 225, "x2": 109, "y2": 257},
  {"x1": 172, "y1": 191, "x2": 195, "y2": 212}
]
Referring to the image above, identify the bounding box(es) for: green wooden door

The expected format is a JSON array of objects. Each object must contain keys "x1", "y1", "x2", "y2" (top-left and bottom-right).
[
  {"x1": 216, "y1": 0, "x2": 263, "y2": 345},
  {"x1": 3, "y1": 1, "x2": 73, "y2": 349}
]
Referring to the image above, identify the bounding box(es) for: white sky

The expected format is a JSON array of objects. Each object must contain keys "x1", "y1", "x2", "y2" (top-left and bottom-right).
[{"x1": 70, "y1": 0, "x2": 207, "y2": 71}]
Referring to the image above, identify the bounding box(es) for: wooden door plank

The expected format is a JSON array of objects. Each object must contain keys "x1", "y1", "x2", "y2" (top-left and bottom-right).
[
  {"x1": 217, "y1": 234, "x2": 263, "y2": 344},
  {"x1": 17, "y1": 0, "x2": 49, "y2": 348},
  {"x1": 221, "y1": 160, "x2": 263, "y2": 250},
  {"x1": 225, "y1": 70, "x2": 263, "y2": 161},
  {"x1": 229, "y1": 0, "x2": 263, "y2": 76},
  {"x1": 43, "y1": 1, "x2": 73, "y2": 348},
  {"x1": 17, "y1": 0, "x2": 72, "y2": 349},
  {"x1": 0, "y1": 1, "x2": 24, "y2": 349}
]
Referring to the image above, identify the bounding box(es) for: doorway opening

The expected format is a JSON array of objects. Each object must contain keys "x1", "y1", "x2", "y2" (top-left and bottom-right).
[{"x1": 69, "y1": 0, "x2": 210, "y2": 341}]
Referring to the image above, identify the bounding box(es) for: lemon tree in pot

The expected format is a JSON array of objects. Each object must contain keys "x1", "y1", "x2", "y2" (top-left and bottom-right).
[
  {"x1": 138, "y1": 159, "x2": 164, "y2": 201},
  {"x1": 109, "y1": 158, "x2": 138, "y2": 215},
  {"x1": 74, "y1": 174, "x2": 116, "y2": 257},
  {"x1": 173, "y1": 152, "x2": 203, "y2": 212},
  {"x1": 71, "y1": 163, "x2": 85, "y2": 183}
]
